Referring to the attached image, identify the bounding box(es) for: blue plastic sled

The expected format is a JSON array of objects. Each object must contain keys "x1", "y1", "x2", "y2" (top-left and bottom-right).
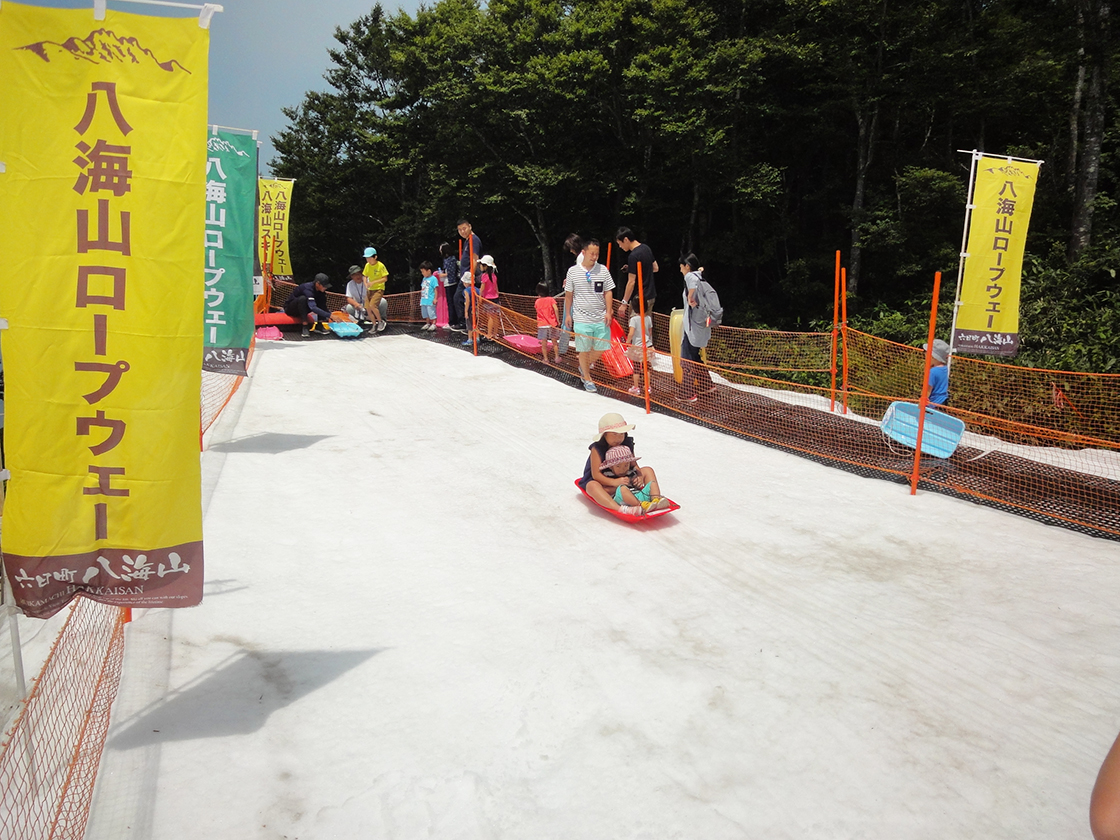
[
  {"x1": 880, "y1": 401, "x2": 965, "y2": 459},
  {"x1": 329, "y1": 321, "x2": 363, "y2": 338}
]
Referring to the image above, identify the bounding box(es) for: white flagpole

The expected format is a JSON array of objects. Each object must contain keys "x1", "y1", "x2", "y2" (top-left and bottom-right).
[{"x1": 946, "y1": 150, "x2": 982, "y2": 375}]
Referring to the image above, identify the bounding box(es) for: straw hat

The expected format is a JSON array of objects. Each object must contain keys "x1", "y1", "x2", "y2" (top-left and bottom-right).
[{"x1": 596, "y1": 412, "x2": 635, "y2": 438}]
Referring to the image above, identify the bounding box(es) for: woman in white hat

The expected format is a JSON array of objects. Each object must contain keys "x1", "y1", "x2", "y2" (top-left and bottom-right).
[{"x1": 578, "y1": 413, "x2": 669, "y2": 515}]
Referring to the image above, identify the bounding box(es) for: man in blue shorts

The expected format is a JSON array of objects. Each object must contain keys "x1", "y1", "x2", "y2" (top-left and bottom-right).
[{"x1": 563, "y1": 239, "x2": 614, "y2": 392}]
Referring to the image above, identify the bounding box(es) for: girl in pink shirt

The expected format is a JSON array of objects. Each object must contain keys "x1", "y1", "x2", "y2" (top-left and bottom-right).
[
  {"x1": 477, "y1": 255, "x2": 500, "y2": 340},
  {"x1": 534, "y1": 282, "x2": 562, "y2": 362}
]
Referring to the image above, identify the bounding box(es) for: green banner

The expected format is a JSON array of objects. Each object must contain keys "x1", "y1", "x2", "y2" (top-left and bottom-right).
[{"x1": 203, "y1": 128, "x2": 256, "y2": 375}]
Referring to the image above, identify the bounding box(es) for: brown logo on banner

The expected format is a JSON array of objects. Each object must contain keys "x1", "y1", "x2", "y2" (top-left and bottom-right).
[{"x1": 17, "y1": 28, "x2": 190, "y2": 72}]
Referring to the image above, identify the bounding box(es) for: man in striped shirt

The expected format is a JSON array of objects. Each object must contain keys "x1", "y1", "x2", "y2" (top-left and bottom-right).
[{"x1": 563, "y1": 239, "x2": 614, "y2": 393}]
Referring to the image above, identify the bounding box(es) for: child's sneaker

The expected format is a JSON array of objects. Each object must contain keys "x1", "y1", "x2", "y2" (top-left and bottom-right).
[
  {"x1": 301, "y1": 325, "x2": 310, "y2": 337},
  {"x1": 627, "y1": 385, "x2": 641, "y2": 395},
  {"x1": 618, "y1": 504, "x2": 644, "y2": 516},
  {"x1": 583, "y1": 380, "x2": 597, "y2": 393}
]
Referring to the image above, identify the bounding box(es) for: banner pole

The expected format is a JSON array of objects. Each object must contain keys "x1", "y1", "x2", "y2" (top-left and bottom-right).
[
  {"x1": 841, "y1": 266, "x2": 849, "y2": 415},
  {"x1": 947, "y1": 150, "x2": 981, "y2": 376},
  {"x1": 830, "y1": 250, "x2": 839, "y2": 412},
  {"x1": 910, "y1": 271, "x2": 943, "y2": 495},
  {"x1": 637, "y1": 262, "x2": 650, "y2": 414}
]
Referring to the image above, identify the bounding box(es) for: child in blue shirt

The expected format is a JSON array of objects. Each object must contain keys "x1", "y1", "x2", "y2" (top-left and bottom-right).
[
  {"x1": 419, "y1": 261, "x2": 438, "y2": 331},
  {"x1": 923, "y1": 338, "x2": 950, "y2": 405}
]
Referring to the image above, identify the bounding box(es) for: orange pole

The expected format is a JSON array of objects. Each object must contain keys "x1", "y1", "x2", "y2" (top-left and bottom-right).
[
  {"x1": 606, "y1": 241, "x2": 612, "y2": 274},
  {"x1": 830, "y1": 251, "x2": 839, "y2": 412},
  {"x1": 470, "y1": 237, "x2": 478, "y2": 356},
  {"x1": 841, "y1": 266, "x2": 849, "y2": 415},
  {"x1": 910, "y1": 271, "x2": 943, "y2": 495},
  {"x1": 637, "y1": 262, "x2": 651, "y2": 414},
  {"x1": 122, "y1": 607, "x2": 132, "y2": 624}
]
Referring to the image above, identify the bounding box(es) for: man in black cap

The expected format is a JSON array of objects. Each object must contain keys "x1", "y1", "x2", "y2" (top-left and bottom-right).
[{"x1": 285, "y1": 273, "x2": 333, "y2": 337}]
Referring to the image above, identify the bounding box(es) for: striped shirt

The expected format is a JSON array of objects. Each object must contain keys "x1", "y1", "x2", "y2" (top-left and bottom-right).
[{"x1": 564, "y1": 261, "x2": 615, "y2": 323}]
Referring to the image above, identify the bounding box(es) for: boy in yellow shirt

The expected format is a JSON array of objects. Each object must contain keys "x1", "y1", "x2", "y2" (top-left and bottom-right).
[{"x1": 362, "y1": 246, "x2": 389, "y2": 332}]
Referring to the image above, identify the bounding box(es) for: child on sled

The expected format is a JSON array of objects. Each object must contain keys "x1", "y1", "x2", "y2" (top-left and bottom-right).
[{"x1": 579, "y1": 412, "x2": 671, "y2": 516}]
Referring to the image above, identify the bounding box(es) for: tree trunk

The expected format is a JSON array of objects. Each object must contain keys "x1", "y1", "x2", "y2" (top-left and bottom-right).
[
  {"x1": 1067, "y1": 61, "x2": 1085, "y2": 194},
  {"x1": 535, "y1": 205, "x2": 554, "y2": 288},
  {"x1": 849, "y1": 102, "x2": 879, "y2": 296},
  {"x1": 1070, "y1": 0, "x2": 1110, "y2": 261}
]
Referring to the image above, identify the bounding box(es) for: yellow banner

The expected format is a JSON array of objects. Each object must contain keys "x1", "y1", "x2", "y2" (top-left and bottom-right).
[
  {"x1": 0, "y1": 2, "x2": 207, "y2": 618},
  {"x1": 954, "y1": 156, "x2": 1040, "y2": 357},
  {"x1": 258, "y1": 178, "x2": 294, "y2": 279}
]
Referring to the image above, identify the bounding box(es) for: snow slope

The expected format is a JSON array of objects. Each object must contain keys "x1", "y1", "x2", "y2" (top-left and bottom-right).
[{"x1": 86, "y1": 334, "x2": 1120, "y2": 839}]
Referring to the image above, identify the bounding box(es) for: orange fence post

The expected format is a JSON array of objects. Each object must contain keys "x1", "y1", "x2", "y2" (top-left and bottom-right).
[
  {"x1": 909, "y1": 271, "x2": 943, "y2": 495},
  {"x1": 470, "y1": 238, "x2": 478, "y2": 357},
  {"x1": 637, "y1": 262, "x2": 651, "y2": 414},
  {"x1": 841, "y1": 266, "x2": 849, "y2": 415},
  {"x1": 830, "y1": 250, "x2": 839, "y2": 412},
  {"x1": 606, "y1": 241, "x2": 612, "y2": 274}
]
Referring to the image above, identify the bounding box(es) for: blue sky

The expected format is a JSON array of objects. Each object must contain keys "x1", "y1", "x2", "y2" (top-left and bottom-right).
[
  {"x1": 19, "y1": 0, "x2": 421, "y2": 169},
  {"x1": 208, "y1": 0, "x2": 422, "y2": 169}
]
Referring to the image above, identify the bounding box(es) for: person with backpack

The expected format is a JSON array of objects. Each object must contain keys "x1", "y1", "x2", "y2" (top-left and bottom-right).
[{"x1": 678, "y1": 253, "x2": 718, "y2": 402}]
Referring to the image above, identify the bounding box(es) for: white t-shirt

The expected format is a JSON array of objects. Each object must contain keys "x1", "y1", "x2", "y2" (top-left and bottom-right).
[
  {"x1": 628, "y1": 314, "x2": 653, "y2": 347},
  {"x1": 564, "y1": 261, "x2": 615, "y2": 324},
  {"x1": 345, "y1": 278, "x2": 367, "y2": 306}
]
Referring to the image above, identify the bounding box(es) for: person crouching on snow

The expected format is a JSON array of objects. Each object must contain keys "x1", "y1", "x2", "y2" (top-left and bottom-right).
[
  {"x1": 579, "y1": 412, "x2": 668, "y2": 516},
  {"x1": 285, "y1": 273, "x2": 333, "y2": 336}
]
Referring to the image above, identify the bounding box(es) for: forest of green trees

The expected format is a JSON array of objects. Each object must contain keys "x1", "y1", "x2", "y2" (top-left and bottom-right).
[{"x1": 271, "y1": 0, "x2": 1118, "y2": 373}]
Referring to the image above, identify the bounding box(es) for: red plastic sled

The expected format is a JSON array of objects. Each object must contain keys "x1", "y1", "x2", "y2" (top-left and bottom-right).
[
  {"x1": 574, "y1": 478, "x2": 680, "y2": 523},
  {"x1": 600, "y1": 320, "x2": 634, "y2": 379},
  {"x1": 254, "y1": 311, "x2": 301, "y2": 326}
]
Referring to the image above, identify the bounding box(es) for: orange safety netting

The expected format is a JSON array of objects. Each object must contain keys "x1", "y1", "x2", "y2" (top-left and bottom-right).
[
  {"x1": 201, "y1": 337, "x2": 256, "y2": 437},
  {"x1": 371, "y1": 288, "x2": 1120, "y2": 540},
  {"x1": 0, "y1": 598, "x2": 126, "y2": 840},
  {"x1": 0, "y1": 336, "x2": 254, "y2": 837}
]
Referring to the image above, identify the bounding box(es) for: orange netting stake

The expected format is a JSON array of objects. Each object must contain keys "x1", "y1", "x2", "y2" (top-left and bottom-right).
[
  {"x1": 470, "y1": 237, "x2": 478, "y2": 357},
  {"x1": 910, "y1": 271, "x2": 943, "y2": 495},
  {"x1": 841, "y1": 266, "x2": 850, "y2": 415},
  {"x1": 831, "y1": 250, "x2": 840, "y2": 413}
]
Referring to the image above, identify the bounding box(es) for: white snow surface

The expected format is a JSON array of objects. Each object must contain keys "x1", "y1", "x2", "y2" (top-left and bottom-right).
[{"x1": 86, "y1": 334, "x2": 1120, "y2": 839}]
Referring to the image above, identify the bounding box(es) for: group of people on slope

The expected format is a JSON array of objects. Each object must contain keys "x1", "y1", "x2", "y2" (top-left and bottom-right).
[
  {"x1": 283, "y1": 247, "x2": 390, "y2": 337},
  {"x1": 436, "y1": 219, "x2": 501, "y2": 346},
  {"x1": 283, "y1": 221, "x2": 719, "y2": 402},
  {"x1": 555, "y1": 228, "x2": 715, "y2": 402}
]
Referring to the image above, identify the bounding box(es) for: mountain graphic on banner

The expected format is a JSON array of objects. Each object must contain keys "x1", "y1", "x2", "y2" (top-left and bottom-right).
[
  {"x1": 208, "y1": 137, "x2": 251, "y2": 157},
  {"x1": 17, "y1": 28, "x2": 191, "y2": 73}
]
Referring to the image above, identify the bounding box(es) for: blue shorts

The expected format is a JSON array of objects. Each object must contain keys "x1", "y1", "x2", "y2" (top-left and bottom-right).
[
  {"x1": 421, "y1": 303, "x2": 436, "y2": 319},
  {"x1": 614, "y1": 482, "x2": 652, "y2": 504},
  {"x1": 574, "y1": 321, "x2": 611, "y2": 353}
]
